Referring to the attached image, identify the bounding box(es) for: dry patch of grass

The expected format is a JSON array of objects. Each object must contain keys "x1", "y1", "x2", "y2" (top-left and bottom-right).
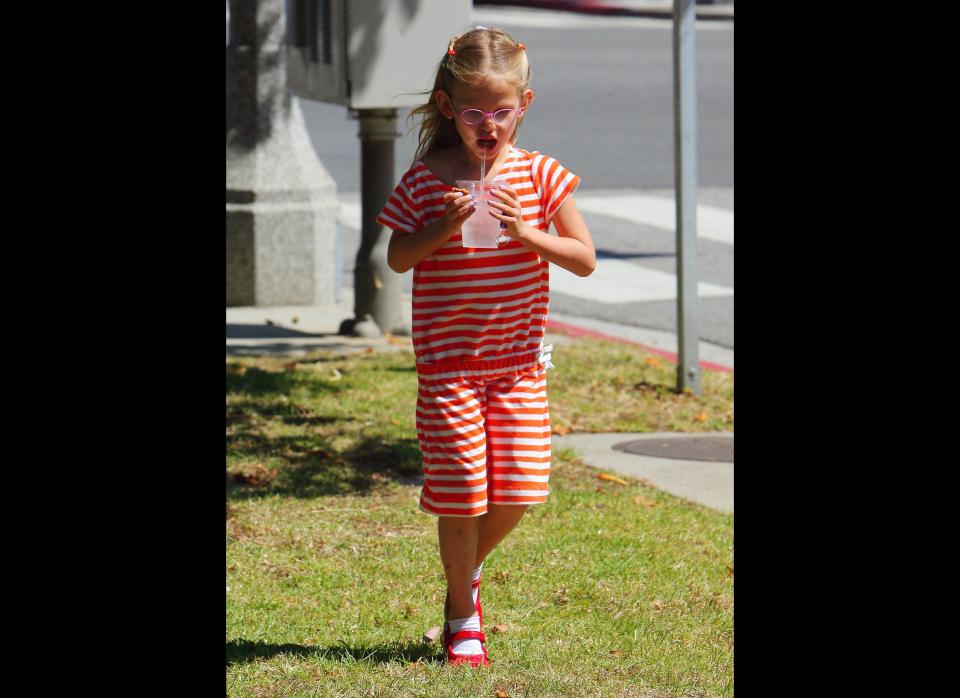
[{"x1": 546, "y1": 333, "x2": 733, "y2": 434}]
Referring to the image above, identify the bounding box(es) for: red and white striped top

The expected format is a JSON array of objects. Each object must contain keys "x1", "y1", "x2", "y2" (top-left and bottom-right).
[{"x1": 376, "y1": 146, "x2": 580, "y2": 372}]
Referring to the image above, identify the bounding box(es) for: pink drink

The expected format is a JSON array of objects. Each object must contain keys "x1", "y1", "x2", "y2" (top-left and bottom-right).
[{"x1": 456, "y1": 180, "x2": 502, "y2": 249}]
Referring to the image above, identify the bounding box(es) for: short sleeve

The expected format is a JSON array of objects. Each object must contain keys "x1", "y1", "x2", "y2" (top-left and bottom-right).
[
  {"x1": 532, "y1": 154, "x2": 581, "y2": 227},
  {"x1": 376, "y1": 174, "x2": 421, "y2": 234}
]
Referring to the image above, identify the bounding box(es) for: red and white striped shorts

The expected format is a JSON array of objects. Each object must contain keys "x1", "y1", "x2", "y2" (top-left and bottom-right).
[{"x1": 414, "y1": 354, "x2": 552, "y2": 517}]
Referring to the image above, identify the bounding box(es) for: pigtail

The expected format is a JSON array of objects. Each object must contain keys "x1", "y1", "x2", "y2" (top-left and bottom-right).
[{"x1": 447, "y1": 34, "x2": 461, "y2": 56}]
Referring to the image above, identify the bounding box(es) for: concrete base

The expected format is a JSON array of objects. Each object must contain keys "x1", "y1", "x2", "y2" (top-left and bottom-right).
[{"x1": 226, "y1": 192, "x2": 339, "y2": 306}]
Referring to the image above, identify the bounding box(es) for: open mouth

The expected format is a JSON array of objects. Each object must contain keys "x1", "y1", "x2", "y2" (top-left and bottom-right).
[{"x1": 476, "y1": 138, "x2": 498, "y2": 151}]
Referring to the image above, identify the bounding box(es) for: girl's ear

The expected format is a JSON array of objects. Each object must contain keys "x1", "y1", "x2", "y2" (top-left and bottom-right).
[
  {"x1": 435, "y1": 89, "x2": 454, "y2": 119},
  {"x1": 522, "y1": 89, "x2": 535, "y2": 109}
]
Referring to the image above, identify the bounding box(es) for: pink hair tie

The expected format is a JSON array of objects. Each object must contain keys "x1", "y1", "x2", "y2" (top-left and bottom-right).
[{"x1": 518, "y1": 43, "x2": 526, "y2": 50}]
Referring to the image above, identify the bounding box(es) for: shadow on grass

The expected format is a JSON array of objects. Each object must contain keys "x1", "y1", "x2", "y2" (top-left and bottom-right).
[
  {"x1": 228, "y1": 365, "x2": 346, "y2": 396},
  {"x1": 227, "y1": 400, "x2": 348, "y2": 427},
  {"x1": 227, "y1": 434, "x2": 424, "y2": 501},
  {"x1": 226, "y1": 638, "x2": 441, "y2": 667},
  {"x1": 228, "y1": 353, "x2": 424, "y2": 500}
]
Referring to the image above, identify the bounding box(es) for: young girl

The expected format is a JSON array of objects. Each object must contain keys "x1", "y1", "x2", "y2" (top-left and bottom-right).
[{"x1": 376, "y1": 26, "x2": 596, "y2": 667}]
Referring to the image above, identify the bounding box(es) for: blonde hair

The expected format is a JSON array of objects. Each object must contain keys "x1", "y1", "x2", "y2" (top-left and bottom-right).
[{"x1": 407, "y1": 27, "x2": 531, "y2": 167}]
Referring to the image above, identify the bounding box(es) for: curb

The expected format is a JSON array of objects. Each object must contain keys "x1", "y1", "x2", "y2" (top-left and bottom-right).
[
  {"x1": 474, "y1": 0, "x2": 735, "y2": 21},
  {"x1": 547, "y1": 318, "x2": 733, "y2": 373}
]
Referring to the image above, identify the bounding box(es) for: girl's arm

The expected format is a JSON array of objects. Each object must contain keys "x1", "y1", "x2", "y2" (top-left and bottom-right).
[
  {"x1": 387, "y1": 191, "x2": 475, "y2": 273},
  {"x1": 489, "y1": 185, "x2": 597, "y2": 277}
]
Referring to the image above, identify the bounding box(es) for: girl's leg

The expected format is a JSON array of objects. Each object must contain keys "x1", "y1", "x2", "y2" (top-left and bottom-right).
[
  {"x1": 475, "y1": 503, "x2": 528, "y2": 567},
  {"x1": 476, "y1": 365, "x2": 549, "y2": 566},
  {"x1": 438, "y1": 515, "x2": 480, "y2": 620}
]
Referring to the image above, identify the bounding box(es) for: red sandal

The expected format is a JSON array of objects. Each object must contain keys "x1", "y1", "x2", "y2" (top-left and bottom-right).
[{"x1": 444, "y1": 628, "x2": 490, "y2": 667}]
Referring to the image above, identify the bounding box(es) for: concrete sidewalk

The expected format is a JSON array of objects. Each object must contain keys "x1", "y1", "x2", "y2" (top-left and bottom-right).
[
  {"x1": 226, "y1": 294, "x2": 411, "y2": 357},
  {"x1": 226, "y1": 294, "x2": 733, "y2": 513},
  {"x1": 555, "y1": 431, "x2": 732, "y2": 512}
]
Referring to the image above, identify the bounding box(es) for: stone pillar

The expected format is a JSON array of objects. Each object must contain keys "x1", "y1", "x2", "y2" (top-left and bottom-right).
[{"x1": 226, "y1": 0, "x2": 338, "y2": 307}]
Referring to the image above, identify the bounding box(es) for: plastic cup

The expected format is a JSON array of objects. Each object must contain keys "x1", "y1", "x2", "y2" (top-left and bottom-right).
[{"x1": 456, "y1": 180, "x2": 502, "y2": 249}]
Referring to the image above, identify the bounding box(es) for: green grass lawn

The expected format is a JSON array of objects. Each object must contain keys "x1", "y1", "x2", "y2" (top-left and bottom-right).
[{"x1": 227, "y1": 335, "x2": 734, "y2": 697}]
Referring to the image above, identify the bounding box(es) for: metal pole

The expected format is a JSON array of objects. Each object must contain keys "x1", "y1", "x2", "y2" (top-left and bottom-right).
[
  {"x1": 673, "y1": 0, "x2": 701, "y2": 395},
  {"x1": 348, "y1": 108, "x2": 409, "y2": 337}
]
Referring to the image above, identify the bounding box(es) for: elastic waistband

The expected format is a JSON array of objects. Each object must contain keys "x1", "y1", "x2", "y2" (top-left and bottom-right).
[{"x1": 416, "y1": 351, "x2": 541, "y2": 382}]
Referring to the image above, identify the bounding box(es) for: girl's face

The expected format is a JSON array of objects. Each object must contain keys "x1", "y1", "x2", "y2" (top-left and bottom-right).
[{"x1": 436, "y1": 78, "x2": 534, "y2": 163}]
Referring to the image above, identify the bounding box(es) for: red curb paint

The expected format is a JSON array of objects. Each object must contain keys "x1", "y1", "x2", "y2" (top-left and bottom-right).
[{"x1": 547, "y1": 319, "x2": 734, "y2": 374}]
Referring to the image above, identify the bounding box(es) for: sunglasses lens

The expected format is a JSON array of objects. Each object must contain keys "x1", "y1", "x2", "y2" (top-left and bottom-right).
[
  {"x1": 462, "y1": 110, "x2": 484, "y2": 125},
  {"x1": 493, "y1": 109, "x2": 515, "y2": 125}
]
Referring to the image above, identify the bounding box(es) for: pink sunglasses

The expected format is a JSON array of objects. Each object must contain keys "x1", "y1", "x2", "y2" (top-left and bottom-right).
[{"x1": 452, "y1": 104, "x2": 526, "y2": 126}]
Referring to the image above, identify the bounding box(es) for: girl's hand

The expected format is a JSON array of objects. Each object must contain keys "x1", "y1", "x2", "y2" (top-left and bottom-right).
[
  {"x1": 488, "y1": 184, "x2": 528, "y2": 241},
  {"x1": 440, "y1": 190, "x2": 476, "y2": 234}
]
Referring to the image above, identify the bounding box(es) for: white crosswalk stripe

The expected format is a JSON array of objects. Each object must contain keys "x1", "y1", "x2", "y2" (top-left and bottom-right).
[
  {"x1": 551, "y1": 256, "x2": 732, "y2": 304},
  {"x1": 574, "y1": 192, "x2": 733, "y2": 245},
  {"x1": 338, "y1": 189, "x2": 733, "y2": 305}
]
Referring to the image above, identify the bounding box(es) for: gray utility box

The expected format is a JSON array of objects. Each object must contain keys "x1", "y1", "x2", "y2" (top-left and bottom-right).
[{"x1": 285, "y1": 0, "x2": 471, "y2": 108}]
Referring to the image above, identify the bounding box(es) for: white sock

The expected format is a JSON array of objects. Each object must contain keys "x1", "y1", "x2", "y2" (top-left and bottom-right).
[
  {"x1": 472, "y1": 563, "x2": 483, "y2": 605},
  {"x1": 448, "y1": 613, "x2": 482, "y2": 655}
]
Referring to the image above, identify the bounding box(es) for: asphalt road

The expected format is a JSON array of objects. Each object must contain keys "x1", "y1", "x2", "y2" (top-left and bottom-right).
[{"x1": 299, "y1": 9, "x2": 732, "y2": 190}]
